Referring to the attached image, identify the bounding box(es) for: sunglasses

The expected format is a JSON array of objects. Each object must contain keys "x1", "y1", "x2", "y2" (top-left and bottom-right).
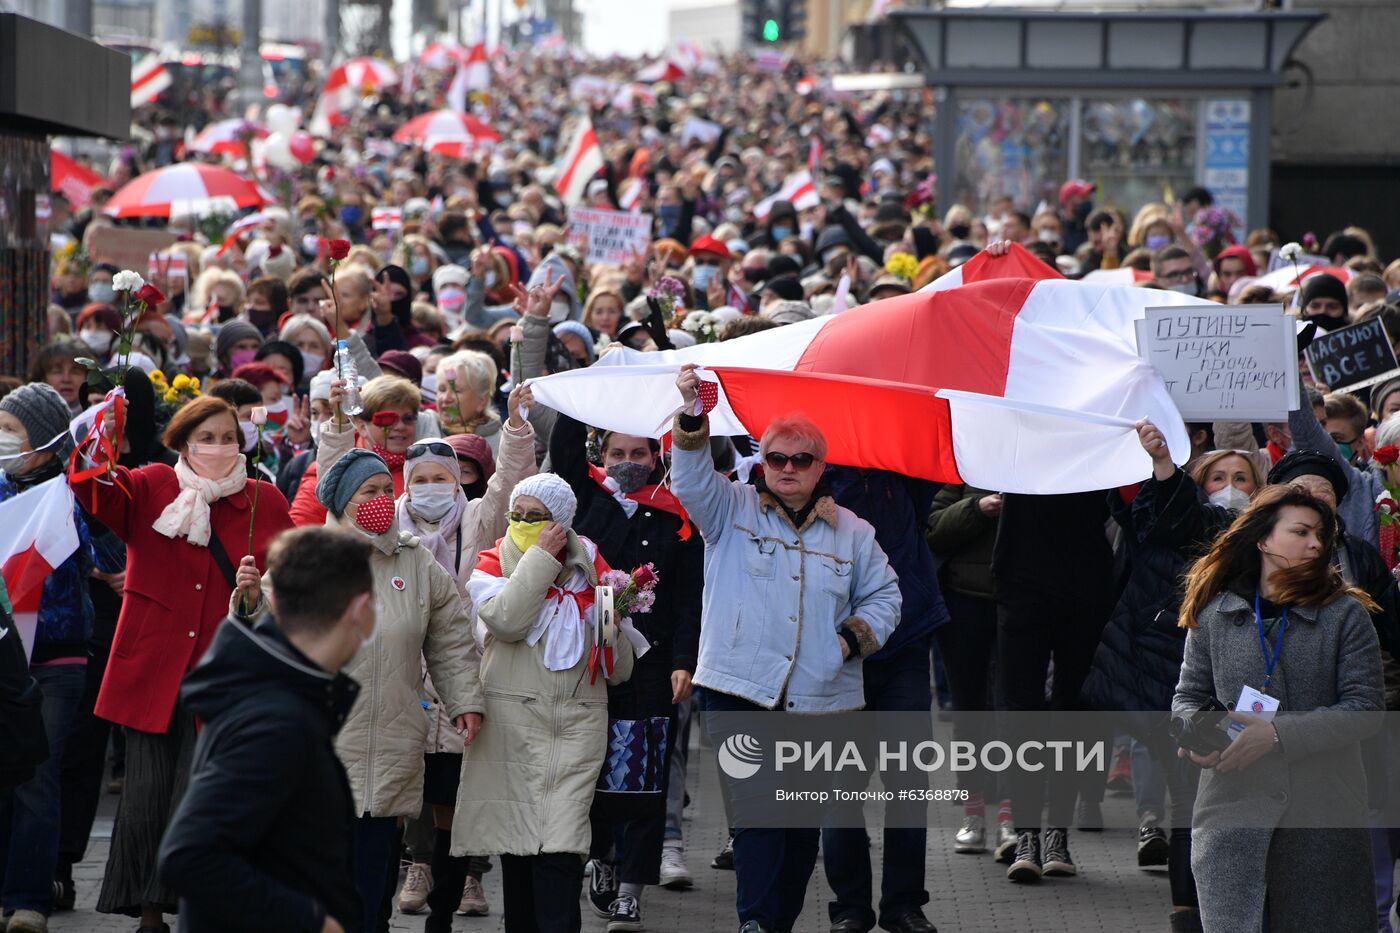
[
  {"x1": 506, "y1": 510, "x2": 552, "y2": 523},
  {"x1": 693, "y1": 257, "x2": 721, "y2": 267},
  {"x1": 406, "y1": 440, "x2": 455, "y2": 460},
  {"x1": 763, "y1": 451, "x2": 819, "y2": 471}
]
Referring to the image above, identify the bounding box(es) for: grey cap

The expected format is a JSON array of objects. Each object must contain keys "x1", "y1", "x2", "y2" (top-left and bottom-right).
[{"x1": 0, "y1": 382, "x2": 74, "y2": 460}]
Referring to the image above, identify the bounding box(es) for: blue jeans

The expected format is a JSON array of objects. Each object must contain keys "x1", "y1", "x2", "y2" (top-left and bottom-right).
[
  {"x1": 698, "y1": 686, "x2": 820, "y2": 933},
  {"x1": 1131, "y1": 737, "x2": 1166, "y2": 820},
  {"x1": 821, "y1": 637, "x2": 933, "y2": 930},
  {"x1": 0, "y1": 662, "x2": 86, "y2": 915}
]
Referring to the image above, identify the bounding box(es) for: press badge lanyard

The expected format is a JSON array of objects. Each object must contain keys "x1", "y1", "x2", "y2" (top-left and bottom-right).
[{"x1": 1253, "y1": 592, "x2": 1289, "y2": 693}]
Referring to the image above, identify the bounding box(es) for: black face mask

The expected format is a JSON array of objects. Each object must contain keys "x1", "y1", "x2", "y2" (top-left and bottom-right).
[
  {"x1": 217, "y1": 303, "x2": 237, "y2": 323},
  {"x1": 948, "y1": 223, "x2": 971, "y2": 240},
  {"x1": 1074, "y1": 201, "x2": 1094, "y2": 222},
  {"x1": 247, "y1": 307, "x2": 278, "y2": 334},
  {"x1": 461, "y1": 478, "x2": 487, "y2": 501},
  {"x1": 1306, "y1": 312, "x2": 1349, "y2": 333}
]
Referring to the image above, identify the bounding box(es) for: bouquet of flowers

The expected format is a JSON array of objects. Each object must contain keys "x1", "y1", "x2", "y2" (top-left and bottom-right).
[
  {"x1": 1188, "y1": 206, "x2": 1244, "y2": 259},
  {"x1": 885, "y1": 252, "x2": 918, "y2": 283},
  {"x1": 74, "y1": 269, "x2": 166, "y2": 387},
  {"x1": 649, "y1": 276, "x2": 687, "y2": 325},
  {"x1": 149, "y1": 370, "x2": 202, "y2": 414},
  {"x1": 681, "y1": 310, "x2": 723, "y2": 344},
  {"x1": 601, "y1": 563, "x2": 660, "y2": 622},
  {"x1": 1375, "y1": 445, "x2": 1400, "y2": 573}
]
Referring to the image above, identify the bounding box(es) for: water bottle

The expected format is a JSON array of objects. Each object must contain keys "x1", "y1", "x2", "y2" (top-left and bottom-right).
[{"x1": 334, "y1": 339, "x2": 364, "y2": 416}]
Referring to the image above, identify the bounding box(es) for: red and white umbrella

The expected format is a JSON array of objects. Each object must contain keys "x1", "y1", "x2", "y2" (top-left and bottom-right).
[
  {"x1": 635, "y1": 60, "x2": 686, "y2": 83},
  {"x1": 393, "y1": 109, "x2": 502, "y2": 157},
  {"x1": 190, "y1": 119, "x2": 270, "y2": 157},
  {"x1": 419, "y1": 41, "x2": 466, "y2": 70},
  {"x1": 325, "y1": 57, "x2": 399, "y2": 94},
  {"x1": 105, "y1": 163, "x2": 266, "y2": 218}
]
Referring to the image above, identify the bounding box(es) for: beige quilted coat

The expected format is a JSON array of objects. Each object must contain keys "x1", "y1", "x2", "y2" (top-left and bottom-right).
[
  {"x1": 451, "y1": 532, "x2": 633, "y2": 857},
  {"x1": 330, "y1": 513, "x2": 485, "y2": 818}
]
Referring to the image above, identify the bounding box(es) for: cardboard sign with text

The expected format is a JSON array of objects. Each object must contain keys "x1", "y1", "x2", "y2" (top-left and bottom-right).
[
  {"x1": 87, "y1": 227, "x2": 178, "y2": 276},
  {"x1": 1136, "y1": 304, "x2": 1298, "y2": 421},
  {"x1": 1304, "y1": 317, "x2": 1400, "y2": 394},
  {"x1": 568, "y1": 206, "x2": 652, "y2": 266}
]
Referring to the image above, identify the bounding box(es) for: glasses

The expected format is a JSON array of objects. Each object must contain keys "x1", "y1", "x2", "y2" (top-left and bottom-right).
[
  {"x1": 506, "y1": 510, "x2": 552, "y2": 523},
  {"x1": 763, "y1": 451, "x2": 819, "y2": 471},
  {"x1": 1159, "y1": 268, "x2": 1196, "y2": 283},
  {"x1": 406, "y1": 440, "x2": 454, "y2": 460}
]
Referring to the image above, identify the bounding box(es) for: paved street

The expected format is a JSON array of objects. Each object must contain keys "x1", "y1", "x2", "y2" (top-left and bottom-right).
[{"x1": 50, "y1": 732, "x2": 1177, "y2": 933}]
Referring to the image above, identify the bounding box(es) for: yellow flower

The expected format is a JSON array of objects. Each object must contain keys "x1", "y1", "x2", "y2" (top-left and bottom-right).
[
  {"x1": 885, "y1": 252, "x2": 918, "y2": 282},
  {"x1": 172, "y1": 374, "x2": 190, "y2": 389},
  {"x1": 163, "y1": 389, "x2": 178, "y2": 402},
  {"x1": 150, "y1": 370, "x2": 167, "y2": 385}
]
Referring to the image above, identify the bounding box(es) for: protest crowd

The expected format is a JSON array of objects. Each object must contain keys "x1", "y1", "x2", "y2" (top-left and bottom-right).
[{"x1": 7, "y1": 33, "x2": 1400, "y2": 933}]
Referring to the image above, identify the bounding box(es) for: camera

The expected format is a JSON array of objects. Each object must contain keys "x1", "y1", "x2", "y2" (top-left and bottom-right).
[{"x1": 1169, "y1": 698, "x2": 1232, "y2": 757}]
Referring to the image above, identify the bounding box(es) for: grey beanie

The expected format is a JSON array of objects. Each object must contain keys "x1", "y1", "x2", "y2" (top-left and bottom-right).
[
  {"x1": 0, "y1": 382, "x2": 74, "y2": 459},
  {"x1": 317, "y1": 448, "x2": 390, "y2": 517},
  {"x1": 214, "y1": 320, "x2": 264, "y2": 363}
]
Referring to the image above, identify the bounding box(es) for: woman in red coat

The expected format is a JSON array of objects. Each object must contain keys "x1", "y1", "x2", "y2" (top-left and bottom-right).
[{"x1": 71, "y1": 394, "x2": 293, "y2": 931}]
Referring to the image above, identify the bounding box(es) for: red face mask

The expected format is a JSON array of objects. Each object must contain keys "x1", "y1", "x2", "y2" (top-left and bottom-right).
[{"x1": 353, "y1": 494, "x2": 396, "y2": 536}]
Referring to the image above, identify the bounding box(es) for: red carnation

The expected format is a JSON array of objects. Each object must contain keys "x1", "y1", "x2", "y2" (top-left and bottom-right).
[
  {"x1": 325, "y1": 238, "x2": 351, "y2": 260},
  {"x1": 632, "y1": 563, "x2": 658, "y2": 588},
  {"x1": 1375, "y1": 445, "x2": 1399, "y2": 466},
  {"x1": 135, "y1": 283, "x2": 166, "y2": 306}
]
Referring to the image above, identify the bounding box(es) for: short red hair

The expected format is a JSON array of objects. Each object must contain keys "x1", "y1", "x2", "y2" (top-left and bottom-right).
[{"x1": 231, "y1": 361, "x2": 289, "y2": 388}]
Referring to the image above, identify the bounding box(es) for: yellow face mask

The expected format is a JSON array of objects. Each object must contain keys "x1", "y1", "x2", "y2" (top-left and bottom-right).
[{"x1": 507, "y1": 519, "x2": 548, "y2": 553}]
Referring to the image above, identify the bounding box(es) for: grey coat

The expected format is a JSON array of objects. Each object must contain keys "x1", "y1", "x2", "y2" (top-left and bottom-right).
[{"x1": 1173, "y1": 587, "x2": 1384, "y2": 932}]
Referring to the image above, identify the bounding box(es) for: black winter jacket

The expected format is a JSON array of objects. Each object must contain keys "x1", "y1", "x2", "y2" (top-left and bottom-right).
[
  {"x1": 159, "y1": 615, "x2": 362, "y2": 933},
  {"x1": 549, "y1": 414, "x2": 702, "y2": 673}
]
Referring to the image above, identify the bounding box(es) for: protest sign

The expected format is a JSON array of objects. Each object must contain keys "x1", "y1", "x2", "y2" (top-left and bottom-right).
[
  {"x1": 1304, "y1": 317, "x2": 1400, "y2": 393},
  {"x1": 87, "y1": 227, "x2": 177, "y2": 275},
  {"x1": 1136, "y1": 304, "x2": 1297, "y2": 421},
  {"x1": 569, "y1": 206, "x2": 652, "y2": 265}
]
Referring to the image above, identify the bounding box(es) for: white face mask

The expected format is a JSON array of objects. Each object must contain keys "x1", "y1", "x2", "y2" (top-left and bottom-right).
[
  {"x1": 310, "y1": 418, "x2": 325, "y2": 447},
  {"x1": 483, "y1": 270, "x2": 498, "y2": 289},
  {"x1": 238, "y1": 420, "x2": 260, "y2": 452},
  {"x1": 82, "y1": 330, "x2": 114, "y2": 355},
  {"x1": 300, "y1": 349, "x2": 325, "y2": 376},
  {"x1": 410, "y1": 483, "x2": 458, "y2": 522},
  {"x1": 548, "y1": 298, "x2": 571, "y2": 324},
  {"x1": 0, "y1": 430, "x2": 26, "y2": 472},
  {"x1": 1208, "y1": 485, "x2": 1252, "y2": 511},
  {"x1": 1038, "y1": 228, "x2": 1059, "y2": 244}
]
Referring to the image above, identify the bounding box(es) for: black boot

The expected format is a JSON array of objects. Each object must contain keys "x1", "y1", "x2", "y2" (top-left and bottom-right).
[
  {"x1": 424, "y1": 828, "x2": 470, "y2": 933},
  {"x1": 1168, "y1": 908, "x2": 1203, "y2": 932}
]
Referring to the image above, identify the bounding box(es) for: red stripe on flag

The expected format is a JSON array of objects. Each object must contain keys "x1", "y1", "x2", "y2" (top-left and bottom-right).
[
  {"x1": 558, "y1": 125, "x2": 600, "y2": 199},
  {"x1": 709, "y1": 368, "x2": 963, "y2": 483},
  {"x1": 132, "y1": 63, "x2": 166, "y2": 92},
  {"x1": 2, "y1": 547, "x2": 54, "y2": 616},
  {"x1": 791, "y1": 277, "x2": 1033, "y2": 398}
]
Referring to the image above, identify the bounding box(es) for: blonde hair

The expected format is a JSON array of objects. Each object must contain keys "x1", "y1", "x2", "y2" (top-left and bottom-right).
[
  {"x1": 1189, "y1": 450, "x2": 1264, "y2": 492},
  {"x1": 191, "y1": 268, "x2": 244, "y2": 312},
  {"x1": 582, "y1": 289, "x2": 625, "y2": 331},
  {"x1": 1127, "y1": 202, "x2": 1172, "y2": 248},
  {"x1": 359, "y1": 375, "x2": 420, "y2": 416},
  {"x1": 435, "y1": 350, "x2": 498, "y2": 399}
]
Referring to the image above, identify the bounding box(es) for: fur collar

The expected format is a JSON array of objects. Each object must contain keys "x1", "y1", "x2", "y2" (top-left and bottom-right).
[{"x1": 758, "y1": 489, "x2": 838, "y2": 533}]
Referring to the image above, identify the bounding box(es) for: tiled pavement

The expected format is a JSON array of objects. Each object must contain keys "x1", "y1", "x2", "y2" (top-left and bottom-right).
[{"x1": 49, "y1": 732, "x2": 1180, "y2": 933}]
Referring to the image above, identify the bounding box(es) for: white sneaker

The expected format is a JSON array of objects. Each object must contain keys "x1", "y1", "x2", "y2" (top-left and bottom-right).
[
  {"x1": 456, "y1": 874, "x2": 490, "y2": 916},
  {"x1": 396, "y1": 862, "x2": 432, "y2": 914},
  {"x1": 659, "y1": 843, "x2": 693, "y2": 889}
]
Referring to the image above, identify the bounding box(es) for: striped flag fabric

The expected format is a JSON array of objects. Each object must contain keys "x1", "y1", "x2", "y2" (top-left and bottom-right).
[
  {"x1": 556, "y1": 116, "x2": 604, "y2": 206},
  {"x1": 131, "y1": 54, "x2": 171, "y2": 107},
  {"x1": 0, "y1": 478, "x2": 79, "y2": 661},
  {"x1": 807, "y1": 137, "x2": 823, "y2": 172},
  {"x1": 527, "y1": 243, "x2": 1197, "y2": 494},
  {"x1": 754, "y1": 170, "x2": 819, "y2": 220}
]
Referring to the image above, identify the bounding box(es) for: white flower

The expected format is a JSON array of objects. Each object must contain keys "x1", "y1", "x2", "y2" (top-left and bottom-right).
[
  {"x1": 682, "y1": 310, "x2": 708, "y2": 332},
  {"x1": 250, "y1": 406, "x2": 268, "y2": 427},
  {"x1": 111, "y1": 270, "x2": 145, "y2": 292},
  {"x1": 1279, "y1": 242, "x2": 1303, "y2": 262}
]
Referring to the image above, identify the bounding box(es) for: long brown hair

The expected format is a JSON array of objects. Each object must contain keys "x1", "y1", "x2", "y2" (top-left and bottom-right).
[{"x1": 1179, "y1": 484, "x2": 1377, "y2": 628}]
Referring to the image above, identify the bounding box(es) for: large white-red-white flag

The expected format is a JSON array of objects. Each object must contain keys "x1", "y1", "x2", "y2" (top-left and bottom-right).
[
  {"x1": 754, "y1": 170, "x2": 819, "y2": 220},
  {"x1": 556, "y1": 116, "x2": 604, "y2": 206},
  {"x1": 0, "y1": 478, "x2": 79, "y2": 661},
  {"x1": 131, "y1": 54, "x2": 171, "y2": 107},
  {"x1": 527, "y1": 244, "x2": 1196, "y2": 494}
]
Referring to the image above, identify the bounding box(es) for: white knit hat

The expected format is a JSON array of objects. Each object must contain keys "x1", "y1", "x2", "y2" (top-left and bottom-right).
[{"x1": 510, "y1": 473, "x2": 577, "y2": 529}]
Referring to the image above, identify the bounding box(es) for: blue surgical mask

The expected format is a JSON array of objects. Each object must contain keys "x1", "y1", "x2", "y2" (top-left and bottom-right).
[
  {"x1": 771, "y1": 225, "x2": 793, "y2": 243},
  {"x1": 88, "y1": 282, "x2": 115, "y2": 304},
  {"x1": 340, "y1": 206, "x2": 363, "y2": 227},
  {"x1": 410, "y1": 255, "x2": 430, "y2": 279},
  {"x1": 692, "y1": 265, "x2": 719, "y2": 292},
  {"x1": 1145, "y1": 233, "x2": 1171, "y2": 251}
]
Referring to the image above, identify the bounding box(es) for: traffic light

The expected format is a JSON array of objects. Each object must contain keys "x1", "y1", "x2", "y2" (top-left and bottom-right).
[
  {"x1": 745, "y1": 0, "x2": 802, "y2": 45},
  {"x1": 763, "y1": 17, "x2": 780, "y2": 42},
  {"x1": 782, "y1": 0, "x2": 806, "y2": 44}
]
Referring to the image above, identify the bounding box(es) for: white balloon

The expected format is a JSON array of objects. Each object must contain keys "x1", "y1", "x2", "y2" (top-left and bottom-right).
[
  {"x1": 263, "y1": 131, "x2": 296, "y2": 171},
  {"x1": 265, "y1": 104, "x2": 300, "y2": 136}
]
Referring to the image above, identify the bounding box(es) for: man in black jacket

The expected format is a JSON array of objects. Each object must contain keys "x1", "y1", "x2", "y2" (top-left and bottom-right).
[{"x1": 158, "y1": 526, "x2": 376, "y2": 933}]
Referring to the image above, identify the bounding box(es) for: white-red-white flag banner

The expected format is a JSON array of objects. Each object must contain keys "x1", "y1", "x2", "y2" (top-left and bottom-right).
[{"x1": 0, "y1": 478, "x2": 79, "y2": 661}]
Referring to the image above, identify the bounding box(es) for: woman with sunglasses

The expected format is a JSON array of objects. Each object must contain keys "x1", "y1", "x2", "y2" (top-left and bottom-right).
[
  {"x1": 289, "y1": 374, "x2": 438, "y2": 527},
  {"x1": 670, "y1": 365, "x2": 901, "y2": 933},
  {"x1": 547, "y1": 413, "x2": 703, "y2": 929},
  {"x1": 306, "y1": 448, "x2": 485, "y2": 932},
  {"x1": 395, "y1": 384, "x2": 537, "y2": 931},
  {"x1": 454, "y1": 473, "x2": 637, "y2": 933}
]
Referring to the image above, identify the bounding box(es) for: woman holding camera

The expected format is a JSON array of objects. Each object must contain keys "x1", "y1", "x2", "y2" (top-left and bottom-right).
[{"x1": 1172, "y1": 483, "x2": 1384, "y2": 932}]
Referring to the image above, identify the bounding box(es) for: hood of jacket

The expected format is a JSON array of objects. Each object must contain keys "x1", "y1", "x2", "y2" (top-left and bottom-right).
[
  {"x1": 527, "y1": 252, "x2": 579, "y2": 320},
  {"x1": 182, "y1": 614, "x2": 359, "y2": 733}
]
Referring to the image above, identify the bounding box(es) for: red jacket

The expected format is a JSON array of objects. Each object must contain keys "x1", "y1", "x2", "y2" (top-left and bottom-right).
[
  {"x1": 72, "y1": 464, "x2": 293, "y2": 734},
  {"x1": 288, "y1": 454, "x2": 405, "y2": 527}
]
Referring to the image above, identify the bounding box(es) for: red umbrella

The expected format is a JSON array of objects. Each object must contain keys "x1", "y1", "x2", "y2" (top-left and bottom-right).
[
  {"x1": 393, "y1": 109, "x2": 502, "y2": 157},
  {"x1": 190, "y1": 119, "x2": 269, "y2": 157},
  {"x1": 105, "y1": 163, "x2": 265, "y2": 218}
]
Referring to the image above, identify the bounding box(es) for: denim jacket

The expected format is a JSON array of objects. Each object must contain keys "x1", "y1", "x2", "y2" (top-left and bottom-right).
[{"x1": 670, "y1": 415, "x2": 902, "y2": 712}]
